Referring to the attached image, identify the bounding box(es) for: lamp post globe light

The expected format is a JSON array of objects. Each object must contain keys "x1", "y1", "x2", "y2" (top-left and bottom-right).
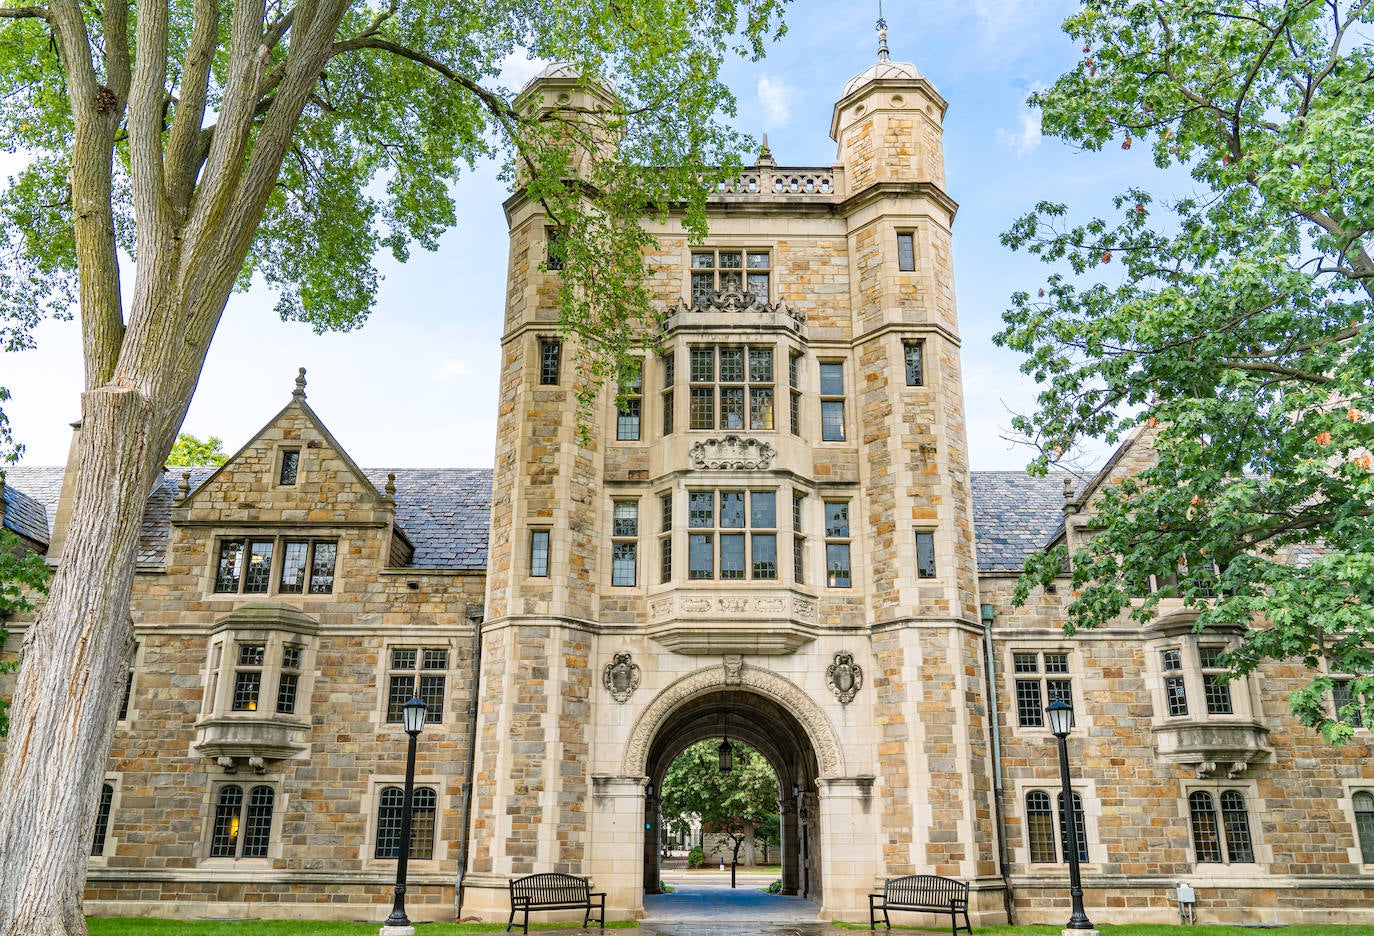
[
  {"x1": 381, "y1": 697, "x2": 427, "y2": 936},
  {"x1": 1047, "y1": 699, "x2": 1095, "y2": 932}
]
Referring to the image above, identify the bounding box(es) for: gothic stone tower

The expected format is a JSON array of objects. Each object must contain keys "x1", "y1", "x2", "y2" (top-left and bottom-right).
[{"x1": 462, "y1": 44, "x2": 1001, "y2": 923}]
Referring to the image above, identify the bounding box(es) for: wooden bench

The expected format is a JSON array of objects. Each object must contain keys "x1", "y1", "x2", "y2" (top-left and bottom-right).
[
  {"x1": 869, "y1": 874, "x2": 972, "y2": 935},
  {"x1": 507, "y1": 872, "x2": 605, "y2": 934}
]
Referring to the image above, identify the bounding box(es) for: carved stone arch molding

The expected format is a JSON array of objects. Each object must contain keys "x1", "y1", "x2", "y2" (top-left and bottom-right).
[{"x1": 619, "y1": 662, "x2": 845, "y2": 778}]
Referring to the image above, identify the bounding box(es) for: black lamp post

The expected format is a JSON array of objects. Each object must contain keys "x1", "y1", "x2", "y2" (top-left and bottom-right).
[
  {"x1": 384, "y1": 696, "x2": 428, "y2": 931},
  {"x1": 1047, "y1": 699, "x2": 1094, "y2": 931}
]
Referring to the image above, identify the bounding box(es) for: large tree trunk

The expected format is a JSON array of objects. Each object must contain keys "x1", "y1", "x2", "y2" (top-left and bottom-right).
[{"x1": 0, "y1": 388, "x2": 160, "y2": 936}]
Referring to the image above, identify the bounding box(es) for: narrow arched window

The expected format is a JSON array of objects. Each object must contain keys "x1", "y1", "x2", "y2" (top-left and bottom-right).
[
  {"x1": 1058, "y1": 791, "x2": 1088, "y2": 863},
  {"x1": 210, "y1": 785, "x2": 244, "y2": 858},
  {"x1": 1219, "y1": 790, "x2": 1254, "y2": 863},
  {"x1": 242, "y1": 786, "x2": 275, "y2": 859},
  {"x1": 1025, "y1": 791, "x2": 1057, "y2": 863},
  {"x1": 376, "y1": 786, "x2": 438, "y2": 860},
  {"x1": 1354, "y1": 792, "x2": 1374, "y2": 863},
  {"x1": 91, "y1": 783, "x2": 114, "y2": 856},
  {"x1": 1189, "y1": 791, "x2": 1222, "y2": 862}
]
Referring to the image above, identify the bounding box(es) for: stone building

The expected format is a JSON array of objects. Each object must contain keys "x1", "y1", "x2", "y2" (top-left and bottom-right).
[{"x1": 4, "y1": 37, "x2": 1374, "y2": 928}]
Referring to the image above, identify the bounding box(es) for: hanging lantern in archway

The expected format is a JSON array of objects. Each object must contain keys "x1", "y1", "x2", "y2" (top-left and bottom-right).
[{"x1": 717, "y1": 737, "x2": 734, "y2": 772}]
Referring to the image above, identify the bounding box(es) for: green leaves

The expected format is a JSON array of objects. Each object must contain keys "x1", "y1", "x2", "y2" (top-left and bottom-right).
[
  {"x1": 1000, "y1": 0, "x2": 1374, "y2": 741},
  {"x1": 660, "y1": 739, "x2": 780, "y2": 847},
  {"x1": 0, "y1": 525, "x2": 52, "y2": 737}
]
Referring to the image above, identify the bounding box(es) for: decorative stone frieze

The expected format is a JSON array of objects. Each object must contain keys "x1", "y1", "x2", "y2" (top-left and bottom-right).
[
  {"x1": 602, "y1": 652, "x2": 641, "y2": 703},
  {"x1": 688, "y1": 435, "x2": 777, "y2": 470},
  {"x1": 645, "y1": 588, "x2": 820, "y2": 654}
]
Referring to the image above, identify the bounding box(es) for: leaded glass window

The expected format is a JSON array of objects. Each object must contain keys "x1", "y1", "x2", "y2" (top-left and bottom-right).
[
  {"x1": 897, "y1": 232, "x2": 916, "y2": 271},
  {"x1": 1200, "y1": 645, "x2": 1233, "y2": 715},
  {"x1": 1026, "y1": 791, "x2": 1056, "y2": 862},
  {"x1": 612, "y1": 501, "x2": 638, "y2": 586},
  {"x1": 276, "y1": 644, "x2": 302, "y2": 715},
  {"x1": 387, "y1": 648, "x2": 447, "y2": 724},
  {"x1": 916, "y1": 531, "x2": 936, "y2": 579},
  {"x1": 690, "y1": 249, "x2": 769, "y2": 304},
  {"x1": 278, "y1": 449, "x2": 300, "y2": 485},
  {"x1": 232, "y1": 644, "x2": 265, "y2": 712},
  {"x1": 1189, "y1": 791, "x2": 1223, "y2": 863},
  {"x1": 92, "y1": 783, "x2": 114, "y2": 856},
  {"x1": 904, "y1": 341, "x2": 924, "y2": 386},
  {"x1": 208, "y1": 784, "x2": 274, "y2": 859},
  {"x1": 1163, "y1": 648, "x2": 1189, "y2": 716},
  {"x1": 820, "y1": 362, "x2": 845, "y2": 441},
  {"x1": 530, "y1": 530, "x2": 550, "y2": 578},
  {"x1": 1058, "y1": 791, "x2": 1088, "y2": 863},
  {"x1": 824, "y1": 501, "x2": 850, "y2": 588},
  {"x1": 1355, "y1": 791, "x2": 1374, "y2": 863},
  {"x1": 539, "y1": 338, "x2": 561, "y2": 385},
  {"x1": 376, "y1": 786, "x2": 438, "y2": 860}
]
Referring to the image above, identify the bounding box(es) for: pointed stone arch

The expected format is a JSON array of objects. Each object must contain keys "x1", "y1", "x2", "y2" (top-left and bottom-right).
[{"x1": 620, "y1": 662, "x2": 845, "y2": 777}]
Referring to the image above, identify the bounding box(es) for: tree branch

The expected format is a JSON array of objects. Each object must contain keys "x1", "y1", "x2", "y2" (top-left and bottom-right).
[
  {"x1": 165, "y1": 0, "x2": 220, "y2": 215},
  {"x1": 0, "y1": 6, "x2": 51, "y2": 19}
]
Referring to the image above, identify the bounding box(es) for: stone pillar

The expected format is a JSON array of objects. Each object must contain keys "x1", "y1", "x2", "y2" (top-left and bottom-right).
[
  {"x1": 817, "y1": 777, "x2": 880, "y2": 923},
  {"x1": 642, "y1": 791, "x2": 661, "y2": 893},
  {"x1": 587, "y1": 776, "x2": 648, "y2": 919},
  {"x1": 780, "y1": 798, "x2": 800, "y2": 895}
]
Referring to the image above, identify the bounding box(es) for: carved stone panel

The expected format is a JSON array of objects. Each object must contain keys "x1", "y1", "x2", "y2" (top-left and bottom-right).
[
  {"x1": 826, "y1": 651, "x2": 863, "y2": 704},
  {"x1": 689, "y1": 436, "x2": 776, "y2": 470},
  {"x1": 603, "y1": 652, "x2": 641, "y2": 704}
]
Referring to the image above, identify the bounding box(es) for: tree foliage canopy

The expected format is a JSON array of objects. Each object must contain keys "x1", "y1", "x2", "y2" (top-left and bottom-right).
[
  {"x1": 0, "y1": 525, "x2": 52, "y2": 737},
  {"x1": 0, "y1": 0, "x2": 789, "y2": 929},
  {"x1": 995, "y1": 0, "x2": 1374, "y2": 743},
  {"x1": 165, "y1": 433, "x2": 229, "y2": 466},
  {"x1": 660, "y1": 739, "x2": 779, "y2": 858}
]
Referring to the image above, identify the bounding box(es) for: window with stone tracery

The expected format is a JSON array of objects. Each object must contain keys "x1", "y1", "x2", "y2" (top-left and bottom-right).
[
  {"x1": 687, "y1": 345, "x2": 775, "y2": 431},
  {"x1": 690, "y1": 249, "x2": 770, "y2": 304},
  {"x1": 686, "y1": 490, "x2": 777, "y2": 581}
]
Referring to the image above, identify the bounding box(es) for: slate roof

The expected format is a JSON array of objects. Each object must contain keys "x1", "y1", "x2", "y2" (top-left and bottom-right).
[
  {"x1": 2, "y1": 465, "x2": 1069, "y2": 575},
  {"x1": 1, "y1": 472, "x2": 53, "y2": 548},
  {"x1": 969, "y1": 471, "x2": 1079, "y2": 573},
  {"x1": 363, "y1": 469, "x2": 493, "y2": 571}
]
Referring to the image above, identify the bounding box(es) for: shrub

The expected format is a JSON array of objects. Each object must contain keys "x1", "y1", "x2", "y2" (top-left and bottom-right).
[
  {"x1": 767, "y1": 879, "x2": 782, "y2": 894},
  {"x1": 687, "y1": 846, "x2": 705, "y2": 868}
]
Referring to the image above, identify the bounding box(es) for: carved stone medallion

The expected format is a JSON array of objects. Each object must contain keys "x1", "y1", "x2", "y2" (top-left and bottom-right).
[
  {"x1": 603, "y1": 652, "x2": 641, "y2": 704},
  {"x1": 826, "y1": 651, "x2": 863, "y2": 704},
  {"x1": 689, "y1": 435, "x2": 777, "y2": 470}
]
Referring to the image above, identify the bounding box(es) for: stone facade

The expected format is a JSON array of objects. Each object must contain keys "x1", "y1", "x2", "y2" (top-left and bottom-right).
[{"x1": 2, "y1": 44, "x2": 1374, "y2": 929}]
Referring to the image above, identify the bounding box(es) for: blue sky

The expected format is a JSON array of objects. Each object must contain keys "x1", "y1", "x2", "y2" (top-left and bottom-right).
[{"x1": 3, "y1": 0, "x2": 1160, "y2": 471}]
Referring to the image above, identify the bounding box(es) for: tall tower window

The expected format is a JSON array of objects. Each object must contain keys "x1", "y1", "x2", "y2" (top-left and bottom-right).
[
  {"x1": 819, "y1": 362, "x2": 846, "y2": 441},
  {"x1": 612, "y1": 501, "x2": 639, "y2": 586},
  {"x1": 824, "y1": 501, "x2": 851, "y2": 587},
  {"x1": 789, "y1": 352, "x2": 802, "y2": 436},
  {"x1": 546, "y1": 228, "x2": 564, "y2": 271},
  {"x1": 904, "y1": 341, "x2": 924, "y2": 387},
  {"x1": 691, "y1": 249, "x2": 770, "y2": 304},
  {"x1": 539, "y1": 339, "x2": 561, "y2": 385},
  {"x1": 897, "y1": 232, "x2": 916, "y2": 271},
  {"x1": 659, "y1": 494, "x2": 673, "y2": 584},
  {"x1": 915, "y1": 531, "x2": 937, "y2": 579},
  {"x1": 617, "y1": 362, "x2": 642, "y2": 441},
  {"x1": 530, "y1": 530, "x2": 550, "y2": 578},
  {"x1": 661, "y1": 352, "x2": 675, "y2": 436},
  {"x1": 792, "y1": 490, "x2": 806, "y2": 585}
]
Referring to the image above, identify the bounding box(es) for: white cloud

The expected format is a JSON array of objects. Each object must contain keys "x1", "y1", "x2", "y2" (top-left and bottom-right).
[
  {"x1": 756, "y1": 75, "x2": 793, "y2": 128},
  {"x1": 435, "y1": 358, "x2": 473, "y2": 380},
  {"x1": 996, "y1": 110, "x2": 1042, "y2": 157},
  {"x1": 499, "y1": 51, "x2": 552, "y2": 90},
  {"x1": 996, "y1": 83, "x2": 1046, "y2": 157}
]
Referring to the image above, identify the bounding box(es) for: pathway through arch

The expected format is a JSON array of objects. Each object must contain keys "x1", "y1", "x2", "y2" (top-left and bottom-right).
[{"x1": 644, "y1": 869, "x2": 822, "y2": 924}]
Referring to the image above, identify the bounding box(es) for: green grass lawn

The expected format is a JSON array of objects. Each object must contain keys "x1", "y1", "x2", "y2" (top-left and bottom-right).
[
  {"x1": 88, "y1": 920, "x2": 639, "y2": 935},
  {"x1": 85, "y1": 923, "x2": 1374, "y2": 936},
  {"x1": 836, "y1": 928, "x2": 1374, "y2": 936}
]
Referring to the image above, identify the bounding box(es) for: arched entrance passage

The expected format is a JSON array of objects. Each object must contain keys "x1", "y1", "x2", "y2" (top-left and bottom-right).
[{"x1": 624, "y1": 665, "x2": 843, "y2": 907}]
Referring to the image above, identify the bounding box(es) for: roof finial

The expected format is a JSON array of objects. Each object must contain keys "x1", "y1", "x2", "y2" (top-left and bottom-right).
[
  {"x1": 385, "y1": 472, "x2": 397, "y2": 498},
  {"x1": 876, "y1": 1, "x2": 890, "y2": 63},
  {"x1": 755, "y1": 132, "x2": 776, "y2": 168},
  {"x1": 293, "y1": 367, "x2": 307, "y2": 401}
]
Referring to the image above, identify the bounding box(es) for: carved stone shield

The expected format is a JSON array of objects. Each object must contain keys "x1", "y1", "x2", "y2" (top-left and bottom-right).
[
  {"x1": 826, "y1": 651, "x2": 862, "y2": 704},
  {"x1": 603, "y1": 652, "x2": 641, "y2": 704}
]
